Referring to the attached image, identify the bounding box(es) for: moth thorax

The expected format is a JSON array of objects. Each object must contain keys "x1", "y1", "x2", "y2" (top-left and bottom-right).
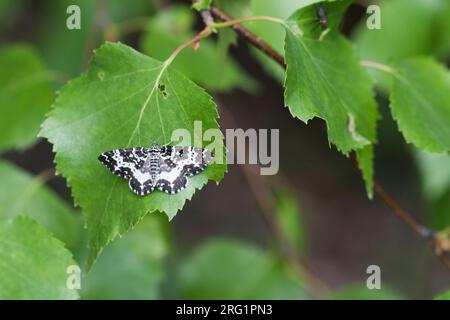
[{"x1": 150, "y1": 143, "x2": 159, "y2": 153}]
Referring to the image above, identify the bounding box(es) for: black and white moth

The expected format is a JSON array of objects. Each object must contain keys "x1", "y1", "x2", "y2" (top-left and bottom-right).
[{"x1": 98, "y1": 143, "x2": 212, "y2": 196}]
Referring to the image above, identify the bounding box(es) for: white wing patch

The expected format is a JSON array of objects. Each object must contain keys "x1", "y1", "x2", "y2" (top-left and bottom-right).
[{"x1": 98, "y1": 147, "x2": 149, "y2": 179}]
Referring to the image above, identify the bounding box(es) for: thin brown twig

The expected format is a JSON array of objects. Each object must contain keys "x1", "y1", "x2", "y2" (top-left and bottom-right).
[
  {"x1": 210, "y1": 7, "x2": 286, "y2": 68},
  {"x1": 36, "y1": 167, "x2": 56, "y2": 183},
  {"x1": 346, "y1": 153, "x2": 436, "y2": 240},
  {"x1": 373, "y1": 181, "x2": 450, "y2": 269},
  {"x1": 208, "y1": 6, "x2": 450, "y2": 270},
  {"x1": 165, "y1": 27, "x2": 211, "y2": 65}
]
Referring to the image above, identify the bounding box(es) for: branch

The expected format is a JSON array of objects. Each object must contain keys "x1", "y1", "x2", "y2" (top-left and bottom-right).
[
  {"x1": 208, "y1": 5, "x2": 450, "y2": 270},
  {"x1": 210, "y1": 7, "x2": 285, "y2": 68},
  {"x1": 373, "y1": 181, "x2": 450, "y2": 269},
  {"x1": 192, "y1": 0, "x2": 215, "y2": 26}
]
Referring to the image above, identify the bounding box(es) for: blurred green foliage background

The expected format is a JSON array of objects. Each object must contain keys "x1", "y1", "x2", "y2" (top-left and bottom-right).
[{"x1": 0, "y1": 0, "x2": 449, "y2": 300}]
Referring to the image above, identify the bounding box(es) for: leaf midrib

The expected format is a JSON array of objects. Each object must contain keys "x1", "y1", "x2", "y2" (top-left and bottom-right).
[{"x1": 127, "y1": 64, "x2": 167, "y2": 146}]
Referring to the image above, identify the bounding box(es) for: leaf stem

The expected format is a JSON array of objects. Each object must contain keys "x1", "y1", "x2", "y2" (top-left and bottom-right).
[
  {"x1": 360, "y1": 60, "x2": 395, "y2": 74},
  {"x1": 211, "y1": 15, "x2": 289, "y2": 30},
  {"x1": 164, "y1": 27, "x2": 212, "y2": 67}
]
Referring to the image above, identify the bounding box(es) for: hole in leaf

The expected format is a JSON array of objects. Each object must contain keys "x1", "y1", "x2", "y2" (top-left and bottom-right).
[{"x1": 158, "y1": 83, "x2": 169, "y2": 98}]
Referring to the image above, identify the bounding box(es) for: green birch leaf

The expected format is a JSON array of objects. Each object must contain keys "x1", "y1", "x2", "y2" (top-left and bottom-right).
[
  {"x1": 192, "y1": 0, "x2": 212, "y2": 11},
  {"x1": 284, "y1": 0, "x2": 377, "y2": 195},
  {"x1": 389, "y1": 58, "x2": 450, "y2": 153},
  {"x1": 0, "y1": 160, "x2": 80, "y2": 250},
  {"x1": 177, "y1": 239, "x2": 308, "y2": 299},
  {"x1": 0, "y1": 216, "x2": 79, "y2": 300},
  {"x1": 250, "y1": 0, "x2": 325, "y2": 47},
  {"x1": 356, "y1": 145, "x2": 374, "y2": 198},
  {"x1": 0, "y1": 45, "x2": 53, "y2": 152},
  {"x1": 39, "y1": 42, "x2": 226, "y2": 270}
]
